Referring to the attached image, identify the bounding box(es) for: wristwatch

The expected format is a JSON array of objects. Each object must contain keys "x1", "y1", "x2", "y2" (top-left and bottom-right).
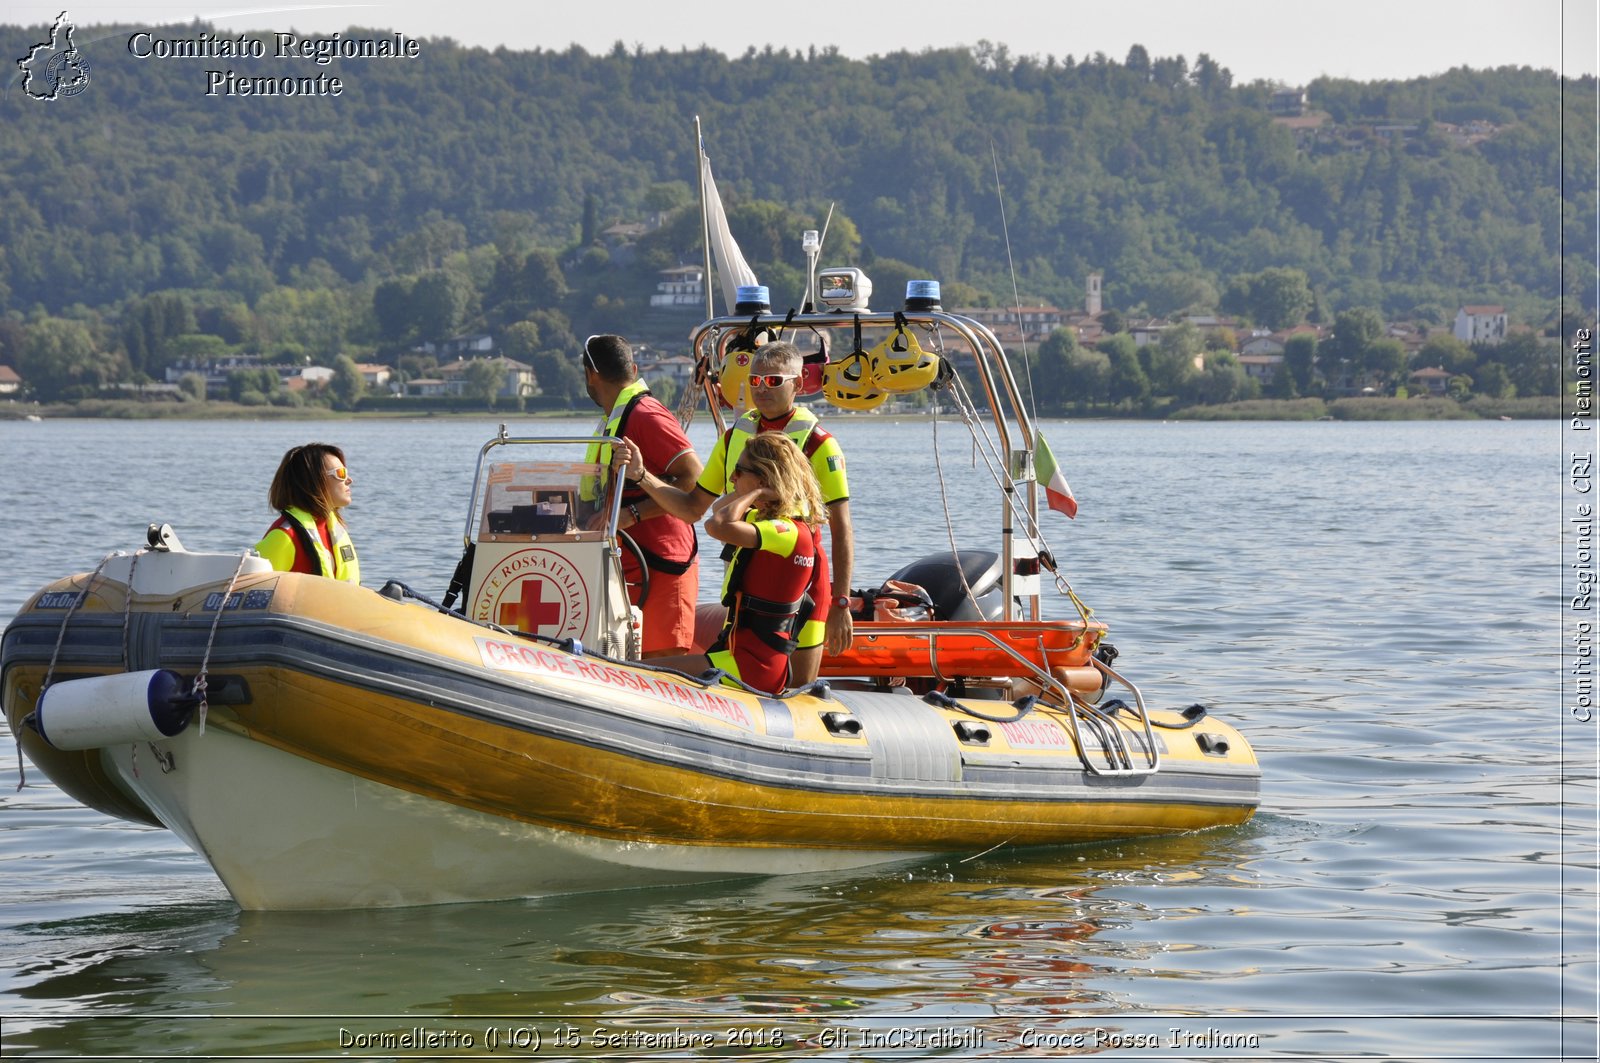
[
  {"x1": 834, "y1": 595, "x2": 851, "y2": 609},
  {"x1": 627, "y1": 503, "x2": 642, "y2": 524}
]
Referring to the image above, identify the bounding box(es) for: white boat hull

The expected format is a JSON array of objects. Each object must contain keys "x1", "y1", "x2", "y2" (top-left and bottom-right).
[{"x1": 103, "y1": 724, "x2": 930, "y2": 910}]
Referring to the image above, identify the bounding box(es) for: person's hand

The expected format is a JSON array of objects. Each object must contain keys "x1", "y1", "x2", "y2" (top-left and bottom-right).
[
  {"x1": 613, "y1": 439, "x2": 645, "y2": 484},
  {"x1": 824, "y1": 607, "x2": 853, "y2": 657}
]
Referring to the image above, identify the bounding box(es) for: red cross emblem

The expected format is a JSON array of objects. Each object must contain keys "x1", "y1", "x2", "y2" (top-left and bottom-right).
[{"x1": 498, "y1": 577, "x2": 564, "y2": 632}]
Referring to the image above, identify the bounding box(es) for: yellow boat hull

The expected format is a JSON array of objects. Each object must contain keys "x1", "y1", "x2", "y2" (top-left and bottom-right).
[{"x1": 3, "y1": 561, "x2": 1258, "y2": 909}]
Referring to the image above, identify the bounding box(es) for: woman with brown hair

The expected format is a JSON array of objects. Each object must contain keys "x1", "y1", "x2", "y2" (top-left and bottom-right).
[
  {"x1": 634, "y1": 431, "x2": 829, "y2": 695},
  {"x1": 254, "y1": 443, "x2": 360, "y2": 583}
]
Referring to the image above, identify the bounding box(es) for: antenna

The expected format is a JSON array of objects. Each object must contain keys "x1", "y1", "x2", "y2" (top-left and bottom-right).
[{"x1": 804, "y1": 203, "x2": 835, "y2": 312}]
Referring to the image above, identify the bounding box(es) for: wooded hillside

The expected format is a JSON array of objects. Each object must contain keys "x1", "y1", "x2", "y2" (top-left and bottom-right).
[{"x1": 1, "y1": 24, "x2": 1589, "y2": 408}]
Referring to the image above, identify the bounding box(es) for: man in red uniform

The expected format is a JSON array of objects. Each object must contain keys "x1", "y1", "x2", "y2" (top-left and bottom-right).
[
  {"x1": 579, "y1": 334, "x2": 703, "y2": 657},
  {"x1": 624, "y1": 340, "x2": 855, "y2": 674}
]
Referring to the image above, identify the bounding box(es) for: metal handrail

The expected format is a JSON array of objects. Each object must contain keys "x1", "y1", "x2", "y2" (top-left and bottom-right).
[
  {"x1": 457, "y1": 425, "x2": 630, "y2": 644},
  {"x1": 686, "y1": 310, "x2": 1041, "y2": 624}
]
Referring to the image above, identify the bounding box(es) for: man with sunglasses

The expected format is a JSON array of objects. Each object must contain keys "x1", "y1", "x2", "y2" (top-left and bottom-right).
[
  {"x1": 577, "y1": 334, "x2": 704, "y2": 658},
  {"x1": 624, "y1": 340, "x2": 855, "y2": 664}
]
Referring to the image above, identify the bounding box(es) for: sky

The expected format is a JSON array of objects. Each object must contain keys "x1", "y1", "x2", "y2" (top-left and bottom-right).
[{"x1": 6, "y1": 0, "x2": 1597, "y2": 84}]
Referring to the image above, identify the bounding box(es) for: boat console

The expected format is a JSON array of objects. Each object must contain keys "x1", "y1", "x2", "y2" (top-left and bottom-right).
[{"x1": 454, "y1": 432, "x2": 640, "y2": 659}]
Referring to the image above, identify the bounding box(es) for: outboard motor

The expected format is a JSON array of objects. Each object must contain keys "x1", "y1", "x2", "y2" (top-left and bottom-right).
[{"x1": 888, "y1": 550, "x2": 1005, "y2": 621}]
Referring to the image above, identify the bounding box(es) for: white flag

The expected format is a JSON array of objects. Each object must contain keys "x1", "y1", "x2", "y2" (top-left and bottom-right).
[{"x1": 700, "y1": 148, "x2": 759, "y2": 315}]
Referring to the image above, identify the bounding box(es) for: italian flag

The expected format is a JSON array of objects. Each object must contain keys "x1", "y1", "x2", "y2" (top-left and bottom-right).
[{"x1": 1035, "y1": 432, "x2": 1078, "y2": 519}]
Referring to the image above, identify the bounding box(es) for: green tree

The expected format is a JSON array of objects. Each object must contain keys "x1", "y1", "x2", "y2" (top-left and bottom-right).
[
  {"x1": 17, "y1": 317, "x2": 123, "y2": 400},
  {"x1": 1223, "y1": 268, "x2": 1313, "y2": 330},
  {"x1": 499, "y1": 320, "x2": 542, "y2": 361},
  {"x1": 373, "y1": 278, "x2": 415, "y2": 344},
  {"x1": 228, "y1": 367, "x2": 280, "y2": 402},
  {"x1": 1146, "y1": 272, "x2": 1218, "y2": 317},
  {"x1": 1099, "y1": 333, "x2": 1148, "y2": 407},
  {"x1": 387, "y1": 214, "x2": 468, "y2": 273},
  {"x1": 410, "y1": 272, "x2": 468, "y2": 345},
  {"x1": 330, "y1": 355, "x2": 366, "y2": 409},
  {"x1": 1250, "y1": 268, "x2": 1314, "y2": 330},
  {"x1": 644, "y1": 373, "x2": 680, "y2": 408},
  {"x1": 1494, "y1": 332, "x2": 1559, "y2": 396},
  {"x1": 177, "y1": 372, "x2": 207, "y2": 401},
  {"x1": 1283, "y1": 333, "x2": 1318, "y2": 394},
  {"x1": 1063, "y1": 345, "x2": 1111, "y2": 408},
  {"x1": 255, "y1": 286, "x2": 349, "y2": 360},
  {"x1": 643, "y1": 181, "x2": 693, "y2": 213},
  {"x1": 461, "y1": 358, "x2": 506, "y2": 409},
  {"x1": 1190, "y1": 352, "x2": 1257, "y2": 404},
  {"x1": 1361, "y1": 337, "x2": 1407, "y2": 390},
  {"x1": 1475, "y1": 361, "x2": 1515, "y2": 398},
  {"x1": 1415, "y1": 334, "x2": 1475, "y2": 374},
  {"x1": 1322, "y1": 308, "x2": 1385, "y2": 388},
  {"x1": 531, "y1": 348, "x2": 585, "y2": 405},
  {"x1": 1149, "y1": 322, "x2": 1203, "y2": 396}
]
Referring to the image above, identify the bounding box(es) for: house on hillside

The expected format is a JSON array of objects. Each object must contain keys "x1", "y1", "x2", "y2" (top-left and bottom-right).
[
  {"x1": 650, "y1": 266, "x2": 705, "y2": 311},
  {"x1": 0, "y1": 364, "x2": 21, "y2": 396},
  {"x1": 949, "y1": 305, "x2": 1070, "y2": 344},
  {"x1": 418, "y1": 334, "x2": 494, "y2": 359},
  {"x1": 1240, "y1": 336, "x2": 1285, "y2": 358},
  {"x1": 1267, "y1": 85, "x2": 1306, "y2": 116},
  {"x1": 637, "y1": 352, "x2": 697, "y2": 391},
  {"x1": 1454, "y1": 305, "x2": 1507, "y2": 346},
  {"x1": 429, "y1": 355, "x2": 537, "y2": 400},
  {"x1": 406, "y1": 377, "x2": 450, "y2": 398},
  {"x1": 355, "y1": 363, "x2": 392, "y2": 391},
  {"x1": 1128, "y1": 320, "x2": 1167, "y2": 348},
  {"x1": 1409, "y1": 366, "x2": 1452, "y2": 396},
  {"x1": 1237, "y1": 353, "x2": 1283, "y2": 384}
]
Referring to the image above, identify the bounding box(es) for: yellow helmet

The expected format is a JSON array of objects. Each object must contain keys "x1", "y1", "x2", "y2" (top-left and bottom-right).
[
  {"x1": 869, "y1": 326, "x2": 941, "y2": 393},
  {"x1": 717, "y1": 347, "x2": 757, "y2": 410},
  {"x1": 822, "y1": 350, "x2": 888, "y2": 411}
]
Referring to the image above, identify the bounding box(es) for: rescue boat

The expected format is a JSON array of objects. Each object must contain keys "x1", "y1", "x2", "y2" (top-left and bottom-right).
[{"x1": 1, "y1": 276, "x2": 1258, "y2": 911}]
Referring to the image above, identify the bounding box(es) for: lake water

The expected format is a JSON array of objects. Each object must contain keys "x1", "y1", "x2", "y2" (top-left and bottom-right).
[{"x1": 0, "y1": 414, "x2": 1592, "y2": 1060}]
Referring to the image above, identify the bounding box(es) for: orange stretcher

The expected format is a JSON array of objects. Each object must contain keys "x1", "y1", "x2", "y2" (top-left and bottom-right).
[{"x1": 818, "y1": 620, "x2": 1108, "y2": 691}]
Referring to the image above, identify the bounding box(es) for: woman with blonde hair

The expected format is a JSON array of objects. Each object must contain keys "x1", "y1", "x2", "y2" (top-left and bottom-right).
[
  {"x1": 637, "y1": 431, "x2": 829, "y2": 695},
  {"x1": 254, "y1": 443, "x2": 360, "y2": 583}
]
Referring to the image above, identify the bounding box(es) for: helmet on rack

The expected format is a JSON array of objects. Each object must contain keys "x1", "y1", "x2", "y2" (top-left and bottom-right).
[
  {"x1": 869, "y1": 326, "x2": 941, "y2": 393},
  {"x1": 822, "y1": 350, "x2": 888, "y2": 411},
  {"x1": 717, "y1": 347, "x2": 757, "y2": 410}
]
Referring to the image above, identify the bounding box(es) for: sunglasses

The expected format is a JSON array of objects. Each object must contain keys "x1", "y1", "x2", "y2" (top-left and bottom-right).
[
  {"x1": 581, "y1": 335, "x2": 601, "y2": 373},
  {"x1": 749, "y1": 372, "x2": 797, "y2": 389},
  {"x1": 733, "y1": 463, "x2": 761, "y2": 479},
  {"x1": 327, "y1": 465, "x2": 350, "y2": 482}
]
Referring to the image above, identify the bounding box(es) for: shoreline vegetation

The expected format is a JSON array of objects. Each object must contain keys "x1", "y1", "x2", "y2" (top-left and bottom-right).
[
  {"x1": 0, "y1": 44, "x2": 1584, "y2": 427},
  {"x1": 0, "y1": 394, "x2": 1560, "y2": 422}
]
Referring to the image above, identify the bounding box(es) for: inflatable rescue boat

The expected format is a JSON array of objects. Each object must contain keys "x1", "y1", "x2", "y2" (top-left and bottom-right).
[{"x1": 1, "y1": 279, "x2": 1259, "y2": 911}]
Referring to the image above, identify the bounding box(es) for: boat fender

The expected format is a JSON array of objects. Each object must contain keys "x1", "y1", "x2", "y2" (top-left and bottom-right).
[{"x1": 33, "y1": 670, "x2": 198, "y2": 751}]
